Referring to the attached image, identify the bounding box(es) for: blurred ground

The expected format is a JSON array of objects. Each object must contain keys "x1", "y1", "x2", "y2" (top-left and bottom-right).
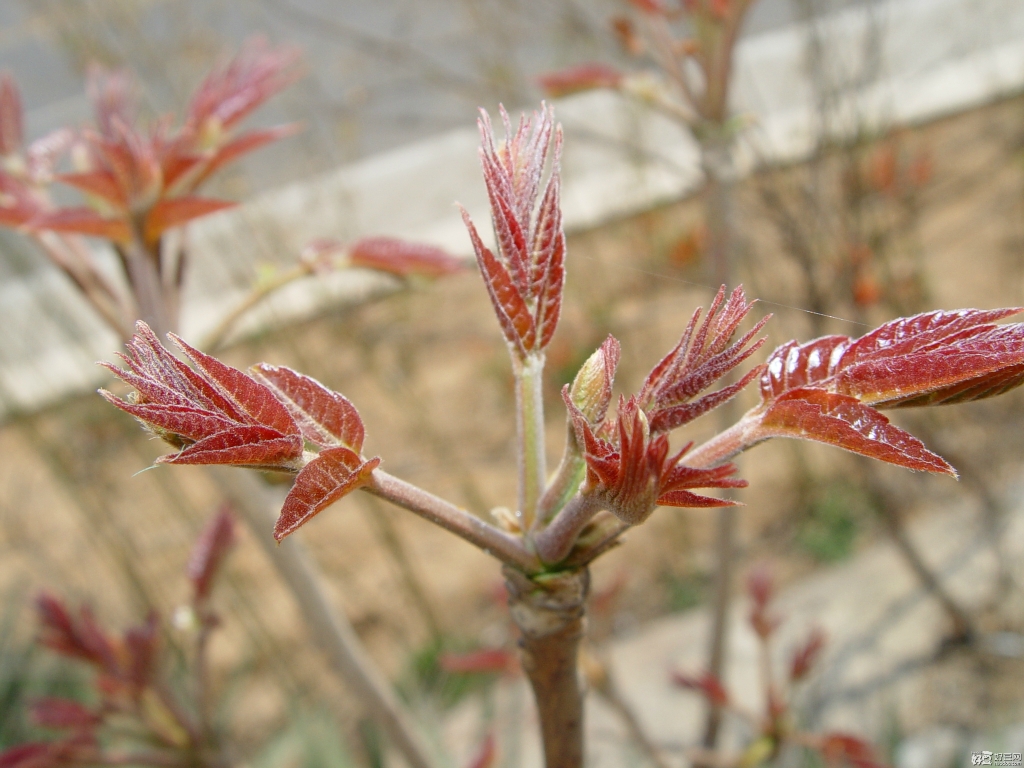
[
  {"x1": 2, "y1": 0, "x2": 850, "y2": 192},
  {"x1": 2, "y1": 82, "x2": 1024, "y2": 762}
]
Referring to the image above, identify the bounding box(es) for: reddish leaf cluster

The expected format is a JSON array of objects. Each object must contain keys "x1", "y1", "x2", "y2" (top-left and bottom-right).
[
  {"x1": 566, "y1": 393, "x2": 743, "y2": 524},
  {"x1": 36, "y1": 592, "x2": 159, "y2": 713},
  {"x1": 559, "y1": 287, "x2": 767, "y2": 526},
  {"x1": 461, "y1": 105, "x2": 565, "y2": 360},
  {"x1": 535, "y1": 63, "x2": 623, "y2": 98},
  {"x1": 639, "y1": 285, "x2": 768, "y2": 433},
  {"x1": 751, "y1": 308, "x2": 1024, "y2": 474},
  {"x1": 0, "y1": 72, "x2": 74, "y2": 229},
  {"x1": 101, "y1": 322, "x2": 380, "y2": 540},
  {"x1": 1, "y1": 38, "x2": 299, "y2": 246}
]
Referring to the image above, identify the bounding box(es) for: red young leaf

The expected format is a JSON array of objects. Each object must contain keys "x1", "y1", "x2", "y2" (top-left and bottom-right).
[
  {"x1": 746, "y1": 565, "x2": 780, "y2": 639},
  {"x1": 100, "y1": 322, "x2": 304, "y2": 471},
  {"x1": 347, "y1": 236, "x2": 466, "y2": 278},
  {"x1": 640, "y1": 286, "x2": 769, "y2": 434},
  {"x1": 30, "y1": 698, "x2": 101, "y2": 730},
  {"x1": 537, "y1": 63, "x2": 623, "y2": 97},
  {"x1": 86, "y1": 66, "x2": 137, "y2": 140},
  {"x1": 761, "y1": 308, "x2": 1024, "y2": 408},
  {"x1": 123, "y1": 614, "x2": 159, "y2": 694},
  {"x1": 185, "y1": 37, "x2": 302, "y2": 134},
  {"x1": 817, "y1": 732, "x2": 888, "y2": 768},
  {"x1": 462, "y1": 207, "x2": 536, "y2": 355},
  {"x1": 143, "y1": 196, "x2": 235, "y2": 242},
  {"x1": 670, "y1": 670, "x2": 729, "y2": 705},
  {"x1": 790, "y1": 626, "x2": 827, "y2": 682},
  {"x1": 0, "y1": 743, "x2": 53, "y2": 768},
  {"x1": 0, "y1": 72, "x2": 23, "y2": 156},
  {"x1": 36, "y1": 595, "x2": 117, "y2": 672},
  {"x1": 55, "y1": 170, "x2": 127, "y2": 208},
  {"x1": 29, "y1": 208, "x2": 130, "y2": 243},
  {"x1": 756, "y1": 387, "x2": 954, "y2": 475},
  {"x1": 463, "y1": 105, "x2": 565, "y2": 358},
  {"x1": 185, "y1": 123, "x2": 301, "y2": 191},
  {"x1": 251, "y1": 363, "x2": 365, "y2": 451},
  {"x1": 275, "y1": 447, "x2": 381, "y2": 540},
  {"x1": 187, "y1": 506, "x2": 237, "y2": 603},
  {"x1": 439, "y1": 648, "x2": 518, "y2": 675},
  {"x1": 565, "y1": 392, "x2": 743, "y2": 525}
]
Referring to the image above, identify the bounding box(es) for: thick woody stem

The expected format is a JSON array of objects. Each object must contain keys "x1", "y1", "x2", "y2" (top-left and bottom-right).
[
  {"x1": 504, "y1": 566, "x2": 589, "y2": 768},
  {"x1": 516, "y1": 353, "x2": 547, "y2": 528}
]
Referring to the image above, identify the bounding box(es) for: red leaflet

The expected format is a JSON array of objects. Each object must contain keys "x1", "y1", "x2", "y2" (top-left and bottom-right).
[
  {"x1": 185, "y1": 123, "x2": 302, "y2": 190},
  {"x1": 251, "y1": 364, "x2": 365, "y2": 451},
  {"x1": 761, "y1": 308, "x2": 1024, "y2": 407},
  {"x1": 187, "y1": 506, "x2": 238, "y2": 603},
  {"x1": 274, "y1": 446, "x2": 380, "y2": 541},
  {"x1": 670, "y1": 670, "x2": 729, "y2": 706},
  {"x1": 757, "y1": 388, "x2": 953, "y2": 475},
  {"x1": 347, "y1": 236, "x2": 466, "y2": 278},
  {"x1": 0, "y1": 72, "x2": 23, "y2": 156},
  {"x1": 30, "y1": 699, "x2": 100, "y2": 731},
  {"x1": 816, "y1": 733, "x2": 888, "y2": 768},
  {"x1": 461, "y1": 105, "x2": 565, "y2": 358},
  {"x1": 36, "y1": 595, "x2": 119, "y2": 676},
  {"x1": 29, "y1": 208, "x2": 131, "y2": 243},
  {"x1": 185, "y1": 37, "x2": 302, "y2": 136},
  {"x1": 751, "y1": 307, "x2": 1024, "y2": 474},
  {"x1": 122, "y1": 614, "x2": 159, "y2": 694},
  {"x1": 86, "y1": 66, "x2": 137, "y2": 140},
  {"x1": 100, "y1": 322, "x2": 304, "y2": 470},
  {"x1": 640, "y1": 286, "x2": 769, "y2": 434},
  {"x1": 746, "y1": 566, "x2": 780, "y2": 639},
  {"x1": 789, "y1": 627, "x2": 827, "y2": 682},
  {"x1": 143, "y1": 195, "x2": 236, "y2": 243},
  {"x1": 54, "y1": 171, "x2": 127, "y2": 208},
  {"x1": 439, "y1": 648, "x2": 518, "y2": 675},
  {"x1": 537, "y1": 63, "x2": 623, "y2": 98},
  {"x1": 565, "y1": 392, "x2": 744, "y2": 524}
]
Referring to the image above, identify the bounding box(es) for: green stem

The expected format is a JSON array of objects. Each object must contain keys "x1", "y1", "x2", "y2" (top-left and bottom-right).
[
  {"x1": 536, "y1": 419, "x2": 586, "y2": 526},
  {"x1": 516, "y1": 353, "x2": 547, "y2": 529}
]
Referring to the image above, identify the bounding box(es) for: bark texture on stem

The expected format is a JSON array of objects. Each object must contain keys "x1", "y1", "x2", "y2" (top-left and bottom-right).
[{"x1": 504, "y1": 566, "x2": 589, "y2": 768}]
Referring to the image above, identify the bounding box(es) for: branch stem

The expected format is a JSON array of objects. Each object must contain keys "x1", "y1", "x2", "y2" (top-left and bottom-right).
[
  {"x1": 366, "y1": 469, "x2": 538, "y2": 573},
  {"x1": 533, "y1": 494, "x2": 602, "y2": 565},
  {"x1": 536, "y1": 419, "x2": 586, "y2": 526},
  {"x1": 515, "y1": 353, "x2": 547, "y2": 528}
]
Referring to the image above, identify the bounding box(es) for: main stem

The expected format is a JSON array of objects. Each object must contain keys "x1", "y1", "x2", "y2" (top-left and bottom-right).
[
  {"x1": 516, "y1": 353, "x2": 547, "y2": 529},
  {"x1": 700, "y1": 128, "x2": 738, "y2": 751},
  {"x1": 504, "y1": 566, "x2": 589, "y2": 768}
]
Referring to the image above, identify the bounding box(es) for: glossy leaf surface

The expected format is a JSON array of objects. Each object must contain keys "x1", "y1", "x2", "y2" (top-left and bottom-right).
[
  {"x1": 275, "y1": 447, "x2": 380, "y2": 540},
  {"x1": 251, "y1": 363, "x2": 365, "y2": 451}
]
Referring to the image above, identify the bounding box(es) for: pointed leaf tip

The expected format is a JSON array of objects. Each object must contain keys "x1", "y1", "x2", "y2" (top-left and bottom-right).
[{"x1": 275, "y1": 448, "x2": 380, "y2": 540}]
